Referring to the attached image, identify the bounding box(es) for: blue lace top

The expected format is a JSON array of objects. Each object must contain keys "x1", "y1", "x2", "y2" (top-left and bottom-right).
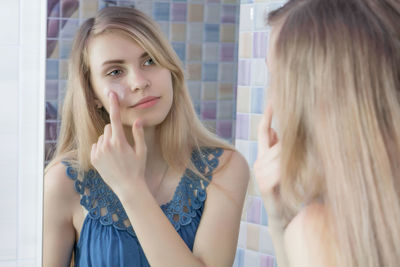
[{"x1": 62, "y1": 147, "x2": 223, "y2": 267}]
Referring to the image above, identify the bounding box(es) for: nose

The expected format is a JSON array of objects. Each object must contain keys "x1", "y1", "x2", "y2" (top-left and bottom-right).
[{"x1": 129, "y1": 68, "x2": 150, "y2": 92}]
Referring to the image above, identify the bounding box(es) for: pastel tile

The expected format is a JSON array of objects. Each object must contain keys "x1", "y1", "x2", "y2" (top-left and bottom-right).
[
  {"x1": 248, "y1": 172, "x2": 260, "y2": 196},
  {"x1": 47, "y1": 19, "x2": 60, "y2": 38},
  {"x1": 45, "y1": 101, "x2": 58, "y2": 120},
  {"x1": 202, "y1": 82, "x2": 218, "y2": 100},
  {"x1": 203, "y1": 43, "x2": 219, "y2": 61},
  {"x1": 250, "y1": 114, "x2": 262, "y2": 141},
  {"x1": 235, "y1": 139, "x2": 251, "y2": 162},
  {"x1": 61, "y1": 0, "x2": 79, "y2": 18},
  {"x1": 219, "y1": 62, "x2": 236, "y2": 82},
  {"x1": 253, "y1": 31, "x2": 268, "y2": 58},
  {"x1": 217, "y1": 120, "x2": 233, "y2": 139},
  {"x1": 47, "y1": 40, "x2": 59, "y2": 58},
  {"x1": 60, "y1": 39, "x2": 72, "y2": 59},
  {"x1": 46, "y1": 80, "x2": 58, "y2": 100},
  {"x1": 46, "y1": 60, "x2": 58, "y2": 80},
  {"x1": 187, "y1": 62, "x2": 202, "y2": 80},
  {"x1": 222, "y1": 0, "x2": 237, "y2": 3},
  {"x1": 158, "y1": 22, "x2": 170, "y2": 38},
  {"x1": 236, "y1": 113, "x2": 249, "y2": 139},
  {"x1": 172, "y1": 42, "x2": 186, "y2": 61},
  {"x1": 260, "y1": 253, "x2": 276, "y2": 267},
  {"x1": 48, "y1": 0, "x2": 60, "y2": 17},
  {"x1": 244, "y1": 250, "x2": 261, "y2": 266},
  {"x1": 233, "y1": 248, "x2": 245, "y2": 267},
  {"x1": 60, "y1": 19, "x2": 79, "y2": 39},
  {"x1": 187, "y1": 81, "x2": 201, "y2": 101},
  {"x1": 251, "y1": 59, "x2": 267, "y2": 86},
  {"x1": 259, "y1": 226, "x2": 275, "y2": 255},
  {"x1": 187, "y1": 43, "x2": 202, "y2": 61},
  {"x1": 58, "y1": 59, "x2": 68, "y2": 80},
  {"x1": 254, "y1": 3, "x2": 269, "y2": 30},
  {"x1": 219, "y1": 83, "x2": 234, "y2": 100},
  {"x1": 240, "y1": 4, "x2": 254, "y2": 31},
  {"x1": 188, "y1": 23, "x2": 203, "y2": 43},
  {"x1": 221, "y1": 4, "x2": 237, "y2": 23},
  {"x1": 220, "y1": 24, "x2": 236, "y2": 42},
  {"x1": 246, "y1": 196, "x2": 262, "y2": 224},
  {"x1": 249, "y1": 141, "x2": 258, "y2": 167},
  {"x1": 80, "y1": 0, "x2": 98, "y2": 19},
  {"x1": 171, "y1": 3, "x2": 187, "y2": 22},
  {"x1": 131, "y1": 1, "x2": 153, "y2": 16},
  {"x1": 261, "y1": 202, "x2": 269, "y2": 226},
  {"x1": 170, "y1": 23, "x2": 187, "y2": 42},
  {"x1": 202, "y1": 63, "x2": 218, "y2": 81},
  {"x1": 154, "y1": 3, "x2": 170, "y2": 21},
  {"x1": 236, "y1": 86, "x2": 250, "y2": 113},
  {"x1": 45, "y1": 122, "x2": 58, "y2": 141},
  {"x1": 251, "y1": 86, "x2": 265, "y2": 114},
  {"x1": 239, "y1": 32, "x2": 253, "y2": 58},
  {"x1": 220, "y1": 43, "x2": 235, "y2": 61},
  {"x1": 204, "y1": 24, "x2": 220, "y2": 42},
  {"x1": 201, "y1": 102, "x2": 217, "y2": 120},
  {"x1": 218, "y1": 101, "x2": 233, "y2": 119},
  {"x1": 237, "y1": 222, "x2": 247, "y2": 248},
  {"x1": 238, "y1": 60, "x2": 251, "y2": 86},
  {"x1": 246, "y1": 223, "x2": 260, "y2": 251},
  {"x1": 188, "y1": 4, "x2": 204, "y2": 22},
  {"x1": 207, "y1": 0, "x2": 220, "y2": 3},
  {"x1": 205, "y1": 4, "x2": 220, "y2": 24}
]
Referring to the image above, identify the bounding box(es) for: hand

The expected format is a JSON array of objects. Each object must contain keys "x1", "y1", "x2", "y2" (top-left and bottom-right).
[
  {"x1": 253, "y1": 104, "x2": 286, "y2": 229},
  {"x1": 90, "y1": 92, "x2": 147, "y2": 196}
]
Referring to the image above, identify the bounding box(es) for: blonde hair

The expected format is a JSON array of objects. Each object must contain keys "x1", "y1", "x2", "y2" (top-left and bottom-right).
[
  {"x1": 267, "y1": 0, "x2": 400, "y2": 266},
  {"x1": 46, "y1": 7, "x2": 233, "y2": 178}
]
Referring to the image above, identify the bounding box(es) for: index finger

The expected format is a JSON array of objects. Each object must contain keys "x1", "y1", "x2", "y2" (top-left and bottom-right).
[
  {"x1": 109, "y1": 91, "x2": 125, "y2": 141},
  {"x1": 257, "y1": 103, "x2": 274, "y2": 154}
]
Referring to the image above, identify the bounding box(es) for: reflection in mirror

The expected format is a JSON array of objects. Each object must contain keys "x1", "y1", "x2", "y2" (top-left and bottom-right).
[{"x1": 43, "y1": 1, "x2": 248, "y2": 266}]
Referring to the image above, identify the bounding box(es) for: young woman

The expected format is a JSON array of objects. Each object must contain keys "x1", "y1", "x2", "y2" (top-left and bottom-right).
[
  {"x1": 254, "y1": 0, "x2": 400, "y2": 266},
  {"x1": 43, "y1": 7, "x2": 249, "y2": 267}
]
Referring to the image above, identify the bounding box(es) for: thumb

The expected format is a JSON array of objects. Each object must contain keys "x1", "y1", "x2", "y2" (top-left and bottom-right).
[{"x1": 132, "y1": 119, "x2": 147, "y2": 156}]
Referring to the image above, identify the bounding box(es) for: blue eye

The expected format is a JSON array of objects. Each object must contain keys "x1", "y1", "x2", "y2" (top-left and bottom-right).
[
  {"x1": 108, "y1": 69, "x2": 122, "y2": 76},
  {"x1": 144, "y1": 58, "x2": 155, "y2": 66}
]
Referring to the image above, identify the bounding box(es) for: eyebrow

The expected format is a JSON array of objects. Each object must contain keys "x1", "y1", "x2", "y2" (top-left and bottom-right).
[{"x1": 101, "y1": 52, "x2": 150, "y2": 67}]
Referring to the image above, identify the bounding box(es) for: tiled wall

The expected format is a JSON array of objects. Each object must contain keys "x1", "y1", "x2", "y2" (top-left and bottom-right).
[
  {"x1": 0, "y1": 0, "x2": 46, "y2": 266},
  {"x1": 45, "y1": 0, "x2": 240, "y2": 164},
  {"x1": 233, "y1": 1, "x2": 286, "y2": 266}
]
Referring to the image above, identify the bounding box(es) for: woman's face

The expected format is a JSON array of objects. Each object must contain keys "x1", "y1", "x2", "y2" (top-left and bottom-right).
[{"x1": 87, "y1": 31, "x2": 174, "y2": 128}]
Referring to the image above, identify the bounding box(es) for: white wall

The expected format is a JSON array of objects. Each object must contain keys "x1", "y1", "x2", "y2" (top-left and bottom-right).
[{"x1": 0, "y1": 0, "x2": 46, "y2": 266}]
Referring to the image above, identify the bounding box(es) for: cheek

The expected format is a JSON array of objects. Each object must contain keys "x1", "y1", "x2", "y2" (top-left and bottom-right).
[{"x1": 103, "y1": 83, "x2": 130, "y2": 103}]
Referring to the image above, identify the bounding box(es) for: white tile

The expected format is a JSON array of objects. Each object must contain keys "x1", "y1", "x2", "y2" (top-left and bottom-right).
[
  {"x1": 0, "y1": 261, "x2": 17, "y2": 267},
  {"x1": 238, "y1": 222, "x2": 247, "y2": 248},
  {"x1": 0, "y1": 81, "x2": 19, "y2": 134},
  {"x1": 17, "y1": 259, "x2": 35, "y2": 267},
  {"x1": 239, "y1": 5, "x2": 254, "y2": 32},
  {"x1": 251, "y1": 59, "x2": 267, "y2": 87},
  {"x1": 0, "y1": 1, "x2": 19, "y2": 45}
]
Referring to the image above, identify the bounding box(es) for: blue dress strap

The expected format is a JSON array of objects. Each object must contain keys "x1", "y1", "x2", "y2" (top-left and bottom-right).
[{"x1": 61, "y1": 147, "x2": 224, "y2": 236}]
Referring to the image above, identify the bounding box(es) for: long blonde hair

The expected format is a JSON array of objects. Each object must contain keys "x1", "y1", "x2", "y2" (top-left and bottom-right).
[
  {"x1": 45, "y1": 7, "x2": 233, "y2": 177},
  {"x1": 268, "y1": 0, "x2": 400, "y2": 266}
]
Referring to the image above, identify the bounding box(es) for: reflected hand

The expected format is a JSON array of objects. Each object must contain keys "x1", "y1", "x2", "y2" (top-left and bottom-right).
[
  {"x1": 90, "y1": 92, "x2": 147, "y2": 196},
  {"x1": 253, "y1": 104, "x2": 286, "y2": 229}
]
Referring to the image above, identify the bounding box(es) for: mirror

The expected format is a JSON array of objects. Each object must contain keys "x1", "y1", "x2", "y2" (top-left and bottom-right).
[{"x1": 44, "y1": 0, "x2": 240, "y2": 164}]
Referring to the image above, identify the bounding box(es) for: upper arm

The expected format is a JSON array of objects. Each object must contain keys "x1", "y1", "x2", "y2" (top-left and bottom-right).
[
  {"x1": 43, "y1": 161, "x2": 78, "y2": 267},
  {"x1": 193, "y1": 150, "x2": 250, "y2": 267},
  {"x1": 284, "y1": 202, "x2": 338, "y2": 267}
]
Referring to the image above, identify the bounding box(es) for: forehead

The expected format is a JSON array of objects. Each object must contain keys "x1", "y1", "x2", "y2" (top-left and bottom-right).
[{"x1": 87, "y1": 31, "x2": 146, "y2": 66}]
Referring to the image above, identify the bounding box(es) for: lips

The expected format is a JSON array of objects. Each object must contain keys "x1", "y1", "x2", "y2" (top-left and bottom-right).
[{"x1": 131, "y1": 96, "x2": 160, "y2": 108}]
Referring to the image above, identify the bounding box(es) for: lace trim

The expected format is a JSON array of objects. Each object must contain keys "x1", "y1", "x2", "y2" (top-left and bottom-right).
[{"x1": 63, "y1": 147, "x2": 223, "y2": 237}]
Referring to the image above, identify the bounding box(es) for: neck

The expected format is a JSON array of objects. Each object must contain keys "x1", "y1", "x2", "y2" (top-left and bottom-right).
[{"x1": 123, "y1": 125, "x2": 166, "y2": 179}]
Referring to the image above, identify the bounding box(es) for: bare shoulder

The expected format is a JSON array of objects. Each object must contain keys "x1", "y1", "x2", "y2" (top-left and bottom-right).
[
  {"x1": 44, "y1": 160, "x2": 80, "y2": 215},
  {"x1": 209, "y1": 149, "x2": 250, "y2": 206},
  {"x1": 284, "y1": 202, "x2": 338, "y2": 267}
]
